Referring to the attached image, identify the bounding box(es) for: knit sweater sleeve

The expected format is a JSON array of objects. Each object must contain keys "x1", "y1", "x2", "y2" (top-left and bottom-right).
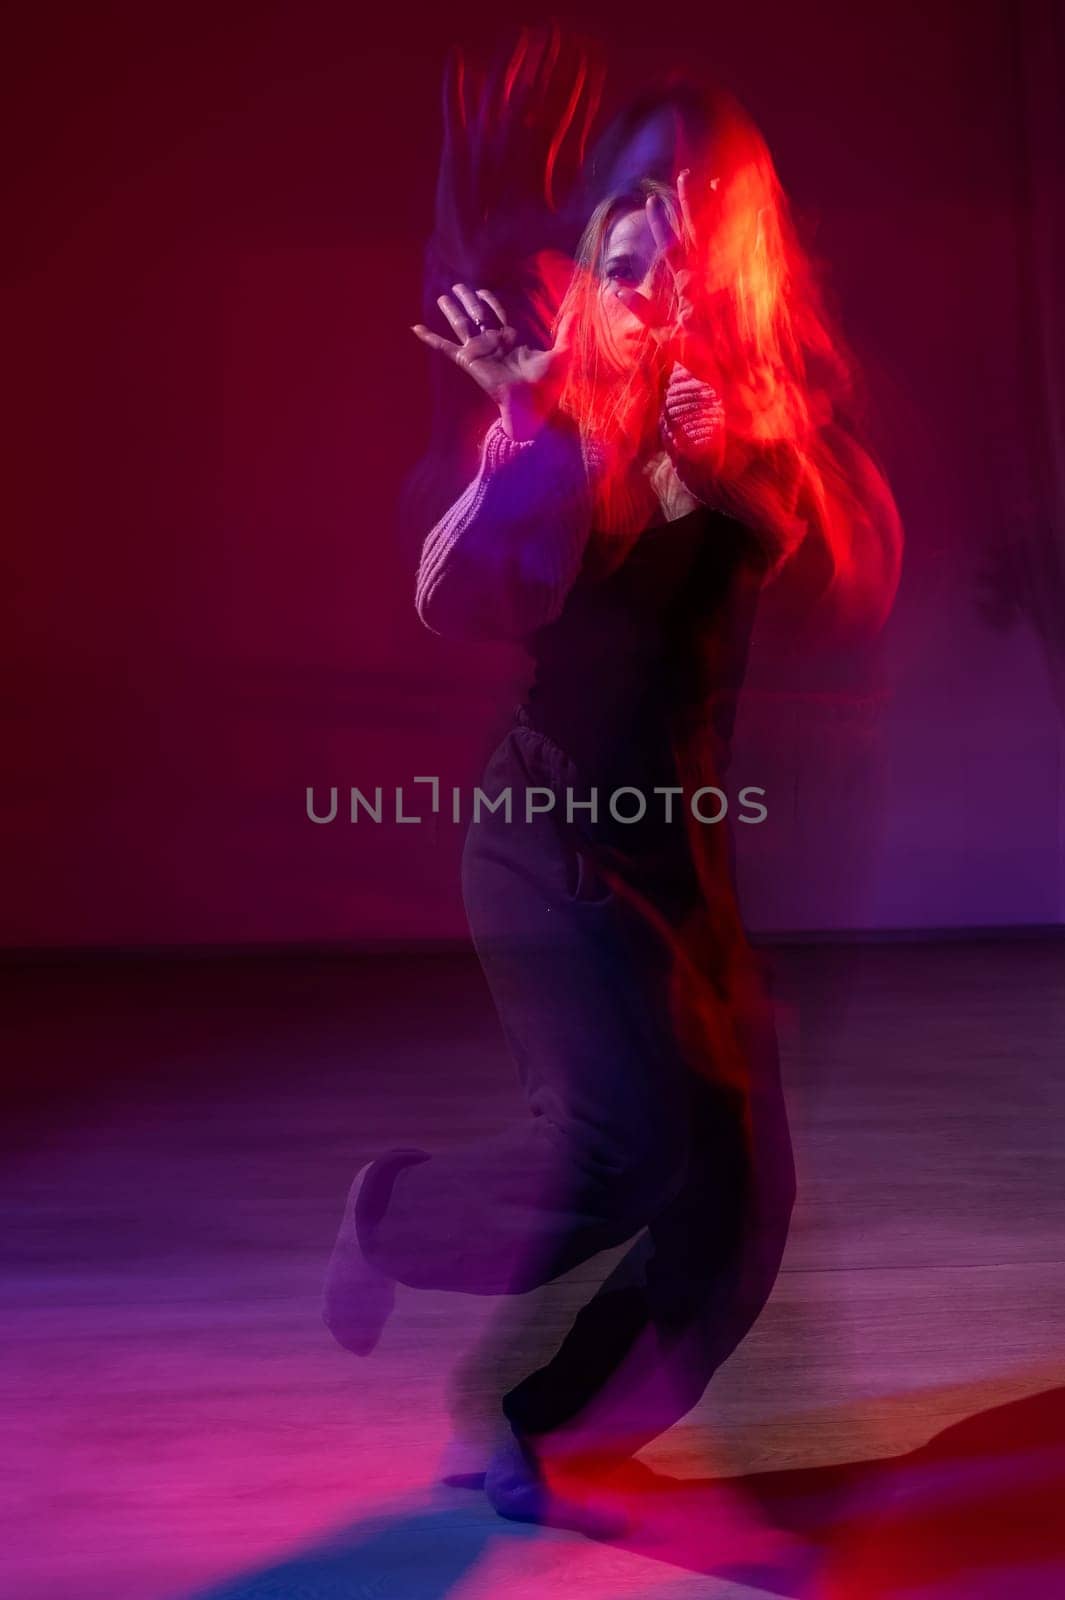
[
  {"x1": 415, "y1": 415, "x2": 593, "y2": 642},
  {"x1": 660, "y1": 362, "x2": 797, "y2": 582}
]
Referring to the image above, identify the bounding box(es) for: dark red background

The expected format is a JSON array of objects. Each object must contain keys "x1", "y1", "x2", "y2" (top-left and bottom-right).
[{"x1": 5, "y1": 0, "x2": 1062, "y2": 946}]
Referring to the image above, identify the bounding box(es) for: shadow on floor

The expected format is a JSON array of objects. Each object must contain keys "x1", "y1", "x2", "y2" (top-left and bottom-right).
[{"x1": 186, "y1": 1386, "x2": 1065, "y2": 1599}]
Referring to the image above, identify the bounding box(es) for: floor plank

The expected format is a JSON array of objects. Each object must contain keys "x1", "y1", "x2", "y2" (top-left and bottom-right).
[{"x1": 2, "y1": 940, "x2": 1063, "y2": 1598}]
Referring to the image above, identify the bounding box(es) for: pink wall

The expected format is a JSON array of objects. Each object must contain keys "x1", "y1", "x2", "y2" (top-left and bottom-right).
[{"x1": 5, "y1": 1, "x2": 1061, "y2": 947}]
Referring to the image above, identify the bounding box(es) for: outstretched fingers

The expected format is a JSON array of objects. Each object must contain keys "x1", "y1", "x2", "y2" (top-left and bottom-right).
[
  {"x1": 474, "y1": 288, "x2": 509, "y2": 329},
  {"x1": 645, "y1": 191, "x2": 683, "y2": 274},
  {"x1": 411, "y1": 324, "x2": 462, "y2": 362},
  {"x1": 449, "y1": 284, "x2": 486, "y2": 331},
  {"x1": 612, "y1": 284, "x2": 656, "y2": 325},
  {"x1": 551, "y1": 304, "x2": 578, "y2": 353},
  {"x1": 437, "y1": 291, "x2": 476, "y2": 343},
  {"x1": 420, "y1": 284, "x2": 512, "y2": 354},
  {"x1": 412, "y1": 281, "x2": 512, "y2": 366},
  {"x1": 451, "y1": 282, "x2": 510, "y2": 337},
  {"x1": 677, "y1": 168, "x2": 697, "y2": 248}
]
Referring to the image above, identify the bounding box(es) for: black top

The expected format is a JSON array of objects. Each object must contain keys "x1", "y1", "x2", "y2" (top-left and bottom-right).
[{"x1": 520, "y1": 504, "x2": 767, "y2": 854}]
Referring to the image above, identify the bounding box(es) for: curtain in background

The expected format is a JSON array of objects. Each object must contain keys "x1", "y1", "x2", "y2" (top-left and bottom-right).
[{"x1": 1003, "y1": 0, "x2": 1065, "y2": 717}]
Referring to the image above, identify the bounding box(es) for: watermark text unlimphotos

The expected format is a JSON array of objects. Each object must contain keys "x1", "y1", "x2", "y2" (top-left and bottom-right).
[{"x1": 305, "y1": 778, "x2": 767, "y2": 827}]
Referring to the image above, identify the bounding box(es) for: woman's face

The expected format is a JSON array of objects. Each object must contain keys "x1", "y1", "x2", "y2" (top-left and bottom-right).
[{"x1": 598, "y1": 205, "x2": 665, "y2": 354}]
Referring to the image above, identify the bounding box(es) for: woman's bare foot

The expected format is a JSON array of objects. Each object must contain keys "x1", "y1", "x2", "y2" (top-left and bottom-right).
[
  {"x1": 322, "y1": 1163, "x2": 396, "y2": 1356},
  {"x1": 436, "y1": 1432, "x2": 493, "y2": 1489},
  {"x1": 484, "y1": 1428, "x2": 631, "y2": 1537}
]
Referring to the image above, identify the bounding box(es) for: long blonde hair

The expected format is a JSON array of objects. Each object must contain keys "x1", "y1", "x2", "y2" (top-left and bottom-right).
[
  {"x1": 553, "y1": 178, "x2": 686, "y2": 545},
  {"x1": 551, "y1": 100, "x2": 903, "y2": 631}
]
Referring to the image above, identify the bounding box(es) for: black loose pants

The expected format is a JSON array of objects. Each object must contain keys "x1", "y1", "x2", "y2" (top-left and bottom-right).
[{"x1": 356, "y1": 711, "x2": 795, "y2": 1455}]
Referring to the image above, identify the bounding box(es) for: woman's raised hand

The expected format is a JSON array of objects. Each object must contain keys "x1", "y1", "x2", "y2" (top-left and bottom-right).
[
  {"x1": 412, "y1": 285, "x2": 573, "y2": 440},
  {"x1": 615, "y1": 170, "x2": 716, "y2": 379}
]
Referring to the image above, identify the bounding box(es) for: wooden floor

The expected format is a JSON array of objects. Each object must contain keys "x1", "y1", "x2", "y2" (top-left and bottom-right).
[{"x1": 2, "y1": 939, "x2": 1063, "y2": 1599}]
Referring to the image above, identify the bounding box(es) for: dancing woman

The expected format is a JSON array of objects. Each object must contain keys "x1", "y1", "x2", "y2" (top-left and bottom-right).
[{"x1": 324, "y1": 84, "x2": 901, "y2": 1527}]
